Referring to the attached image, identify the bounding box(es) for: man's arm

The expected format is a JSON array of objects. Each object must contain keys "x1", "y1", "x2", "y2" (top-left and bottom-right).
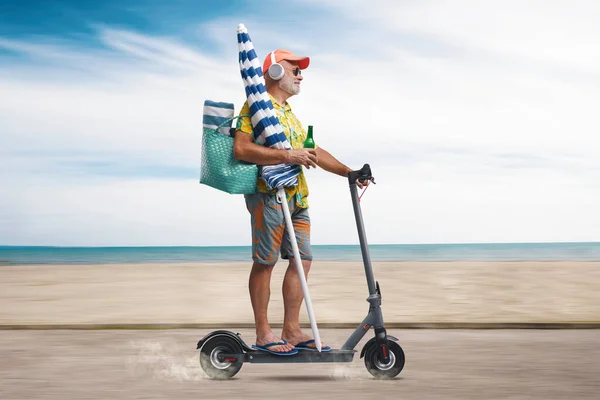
[
  {"x1": 233, "y1": 131, "x2": 318, "y2": 168},
  {"x1": 315, "y1": 147, "x2": 352, "y2": 177},
  {"x1": 316, "y1": 147, "x2": 369, "y2": 188}
]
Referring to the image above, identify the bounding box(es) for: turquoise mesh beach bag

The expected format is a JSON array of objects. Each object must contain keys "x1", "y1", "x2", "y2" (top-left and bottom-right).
[{"x1": 200, "y1": 100, "x2": 258, "y2": 194}]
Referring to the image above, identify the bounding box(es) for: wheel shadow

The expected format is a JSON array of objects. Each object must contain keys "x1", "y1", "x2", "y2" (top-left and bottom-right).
[
  {"x1": 259, "y1": 375, "x2": 341, "y2": 382},
  {"x1": 256, "y1": 375, "x2": 404, "y2": 382}
]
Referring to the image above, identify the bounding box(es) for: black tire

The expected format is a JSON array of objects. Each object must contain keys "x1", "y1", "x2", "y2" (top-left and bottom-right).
[
  {"x1": 363, "y1": 340, "x2": 405, "y2": 379},
  {"x1": 199, "y1": 335, "x2": 244, "y2": 380}
]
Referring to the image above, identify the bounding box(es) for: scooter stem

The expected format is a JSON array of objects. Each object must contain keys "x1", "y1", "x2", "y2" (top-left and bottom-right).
[
  {"x1": 277, "y1": 188, "x2": 322, "y2": 352},
  {"x1": 349, "y1": 182, "x2": 377, "y2": 296}
]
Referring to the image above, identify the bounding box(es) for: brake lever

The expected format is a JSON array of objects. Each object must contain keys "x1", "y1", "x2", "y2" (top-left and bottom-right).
[{"x1": 359, "y1": 177, "x2": 376, "y2": 185}]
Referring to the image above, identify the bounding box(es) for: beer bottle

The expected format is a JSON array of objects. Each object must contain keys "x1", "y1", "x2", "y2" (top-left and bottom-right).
[{"x1": 303, "y1": 125, "x2": 315, "y2": 148}]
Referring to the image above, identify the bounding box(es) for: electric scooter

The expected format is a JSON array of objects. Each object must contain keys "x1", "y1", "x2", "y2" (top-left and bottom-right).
[{"x1": 196, "y1": 164, "x2": 405, "y2": 380}]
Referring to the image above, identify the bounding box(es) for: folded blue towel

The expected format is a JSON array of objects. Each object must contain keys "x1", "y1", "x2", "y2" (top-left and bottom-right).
[{"x1": 203, "y1": 100, "x2": 235, "y2": 136}]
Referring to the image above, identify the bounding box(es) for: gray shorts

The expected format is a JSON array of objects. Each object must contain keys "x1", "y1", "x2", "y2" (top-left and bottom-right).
[{"x1": 244, "y1": 192, "x2": 313, "y2": 265}]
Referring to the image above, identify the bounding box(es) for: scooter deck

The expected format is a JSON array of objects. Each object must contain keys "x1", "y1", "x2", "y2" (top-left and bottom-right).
[{"x1": 223, "y1": 349, "x2": 356, "y2": 364}]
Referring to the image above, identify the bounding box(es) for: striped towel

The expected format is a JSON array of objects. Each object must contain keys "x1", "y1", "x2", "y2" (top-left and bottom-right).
[
  {"x1": 237, "y1": 23, "x2": 301, "y2": 190},
  {"x1": 203, "y1": 100, "x2": 235, "y2": 136}
]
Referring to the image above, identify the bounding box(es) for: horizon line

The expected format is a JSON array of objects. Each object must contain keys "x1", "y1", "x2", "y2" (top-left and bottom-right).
[{"x1": 1, "y1": 241, "x2": 599, "y2": 249}]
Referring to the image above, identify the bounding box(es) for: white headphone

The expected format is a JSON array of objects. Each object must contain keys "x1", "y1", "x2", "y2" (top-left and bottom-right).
[{"x1": 267, "y1": 51, "x2": 285, "y2": 80}]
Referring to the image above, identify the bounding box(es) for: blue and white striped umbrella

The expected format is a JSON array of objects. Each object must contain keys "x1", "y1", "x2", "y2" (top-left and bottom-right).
[{"x1": 236, "y1": 23, "x2": 301, "y2": 190}]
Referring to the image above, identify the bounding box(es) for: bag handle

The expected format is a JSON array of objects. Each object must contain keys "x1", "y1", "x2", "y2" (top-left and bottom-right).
[{"x1": 212, "y1": 113, "x2": 252, "y2": 133}]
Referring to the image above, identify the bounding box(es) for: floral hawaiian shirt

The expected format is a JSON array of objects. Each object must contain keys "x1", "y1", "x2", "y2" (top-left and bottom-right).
[{"x1": 236, "y1": 94, "x2": 313, "y2": 208}]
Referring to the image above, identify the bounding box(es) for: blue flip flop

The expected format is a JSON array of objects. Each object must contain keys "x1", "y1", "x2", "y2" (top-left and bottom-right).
[
  {"x1": 294, "y1": 339, "x2": 331, "y2": 352},
  {"x1": 251, "y1": 340, "x2": 298, "y2": 356}
]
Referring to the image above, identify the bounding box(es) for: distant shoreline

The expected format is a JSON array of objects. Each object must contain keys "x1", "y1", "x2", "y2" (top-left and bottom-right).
[
  {"x1": 2, "y1": 242, "x2": 600, "y2": 265},
  {"x1": 2, "y1": 259, "x2": 600, "y2": 267}
]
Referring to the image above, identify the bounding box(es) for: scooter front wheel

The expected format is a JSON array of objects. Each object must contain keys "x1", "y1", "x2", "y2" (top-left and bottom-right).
[
  {"x1": 363, "y1": 340, "x2": 405, "y2": 379},
  {"x1": 199, "y1": 335, "x2": 243, "y2": 380}
]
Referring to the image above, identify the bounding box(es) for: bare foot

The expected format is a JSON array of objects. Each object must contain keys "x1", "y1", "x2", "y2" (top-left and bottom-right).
[
  {"x1": 281, "y1": 330, "x2": 328, "y2": 350},
  {"x1": 255, "y1": 332, "x2": 296, "y2": 353}
]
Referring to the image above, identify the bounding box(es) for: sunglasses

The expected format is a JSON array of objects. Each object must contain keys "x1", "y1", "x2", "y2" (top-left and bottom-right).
[{"x1": 291, "y1": 66, "x2": 302, "y2": 76}]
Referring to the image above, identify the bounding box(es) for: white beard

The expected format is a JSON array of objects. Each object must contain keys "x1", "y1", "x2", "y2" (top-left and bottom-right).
[{"x1": 278, "y1": 74, "x2": 300, "y2": 95}]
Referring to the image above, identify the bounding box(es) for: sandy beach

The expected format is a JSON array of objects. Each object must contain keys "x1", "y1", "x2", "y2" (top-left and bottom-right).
[
  {"x1": 1, "y1": 261, "x2": 599, "y2": 326},
  {"x1": 2, "y1": 261, "x2": 600, "y2": 398}
]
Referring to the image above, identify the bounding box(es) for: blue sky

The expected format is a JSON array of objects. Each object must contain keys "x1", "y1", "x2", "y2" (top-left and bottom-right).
[
  {"x1": 1, "y1": 0, "x2": 292, "y2": 38},
  {"x1": 1, "y1": 0, "x2": 599, "y2": 246}
]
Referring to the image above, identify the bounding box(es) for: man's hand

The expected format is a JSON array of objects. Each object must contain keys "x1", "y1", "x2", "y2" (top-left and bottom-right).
[
  {"x1": 356, "y1": 178, "x2": 370, "y2": 189},
  {"x1": 344, "y1": 166, "x2": 371, "y2": 189},
  {"x1": 287, "y1": 149, "x2": 318, "y2": 169}
]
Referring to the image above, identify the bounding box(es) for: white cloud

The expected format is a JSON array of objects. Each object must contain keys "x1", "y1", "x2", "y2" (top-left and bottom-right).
[
  {"x1": 1, "y1": 175, "x2": 248, "y2": 246},
  {"x1": 1, "y1": 2, "x2": 600, "y2": 245},
  {"x1": 302, "y1": 0, "x2": 600, "y2": 71}
]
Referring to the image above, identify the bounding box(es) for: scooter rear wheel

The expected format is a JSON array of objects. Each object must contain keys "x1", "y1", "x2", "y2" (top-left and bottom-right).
[
  {"x1": 199, "y1": 336, "x2": 243, "y2": 380},
  {"x1": 363, "y1": 340, "x2": 405, "y2": 379}
]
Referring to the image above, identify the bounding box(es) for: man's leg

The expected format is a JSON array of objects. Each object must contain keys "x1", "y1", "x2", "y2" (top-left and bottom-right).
[
  {"x1": 279, "y1": 203, "x2": 326, "y2": 349},
  {"x1": 245, "y1": 193, "x2": 294, "y2": 353},
  {"x1": 249, "y1": 261, "x2": 295, "y2": 352},
  {"x1": 280, "y1": 259, "x2": 315, "y2": 342}
]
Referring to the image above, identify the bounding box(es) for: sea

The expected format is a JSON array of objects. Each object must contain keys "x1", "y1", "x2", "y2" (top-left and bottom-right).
[{"x1": 1, "y1": 242, "x2": 599, "y2": 265}]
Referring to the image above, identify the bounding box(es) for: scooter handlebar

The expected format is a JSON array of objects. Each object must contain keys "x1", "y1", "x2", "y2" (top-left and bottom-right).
[{"x1": 347, "y1": 164, "x2": 374, "y2": 185}]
